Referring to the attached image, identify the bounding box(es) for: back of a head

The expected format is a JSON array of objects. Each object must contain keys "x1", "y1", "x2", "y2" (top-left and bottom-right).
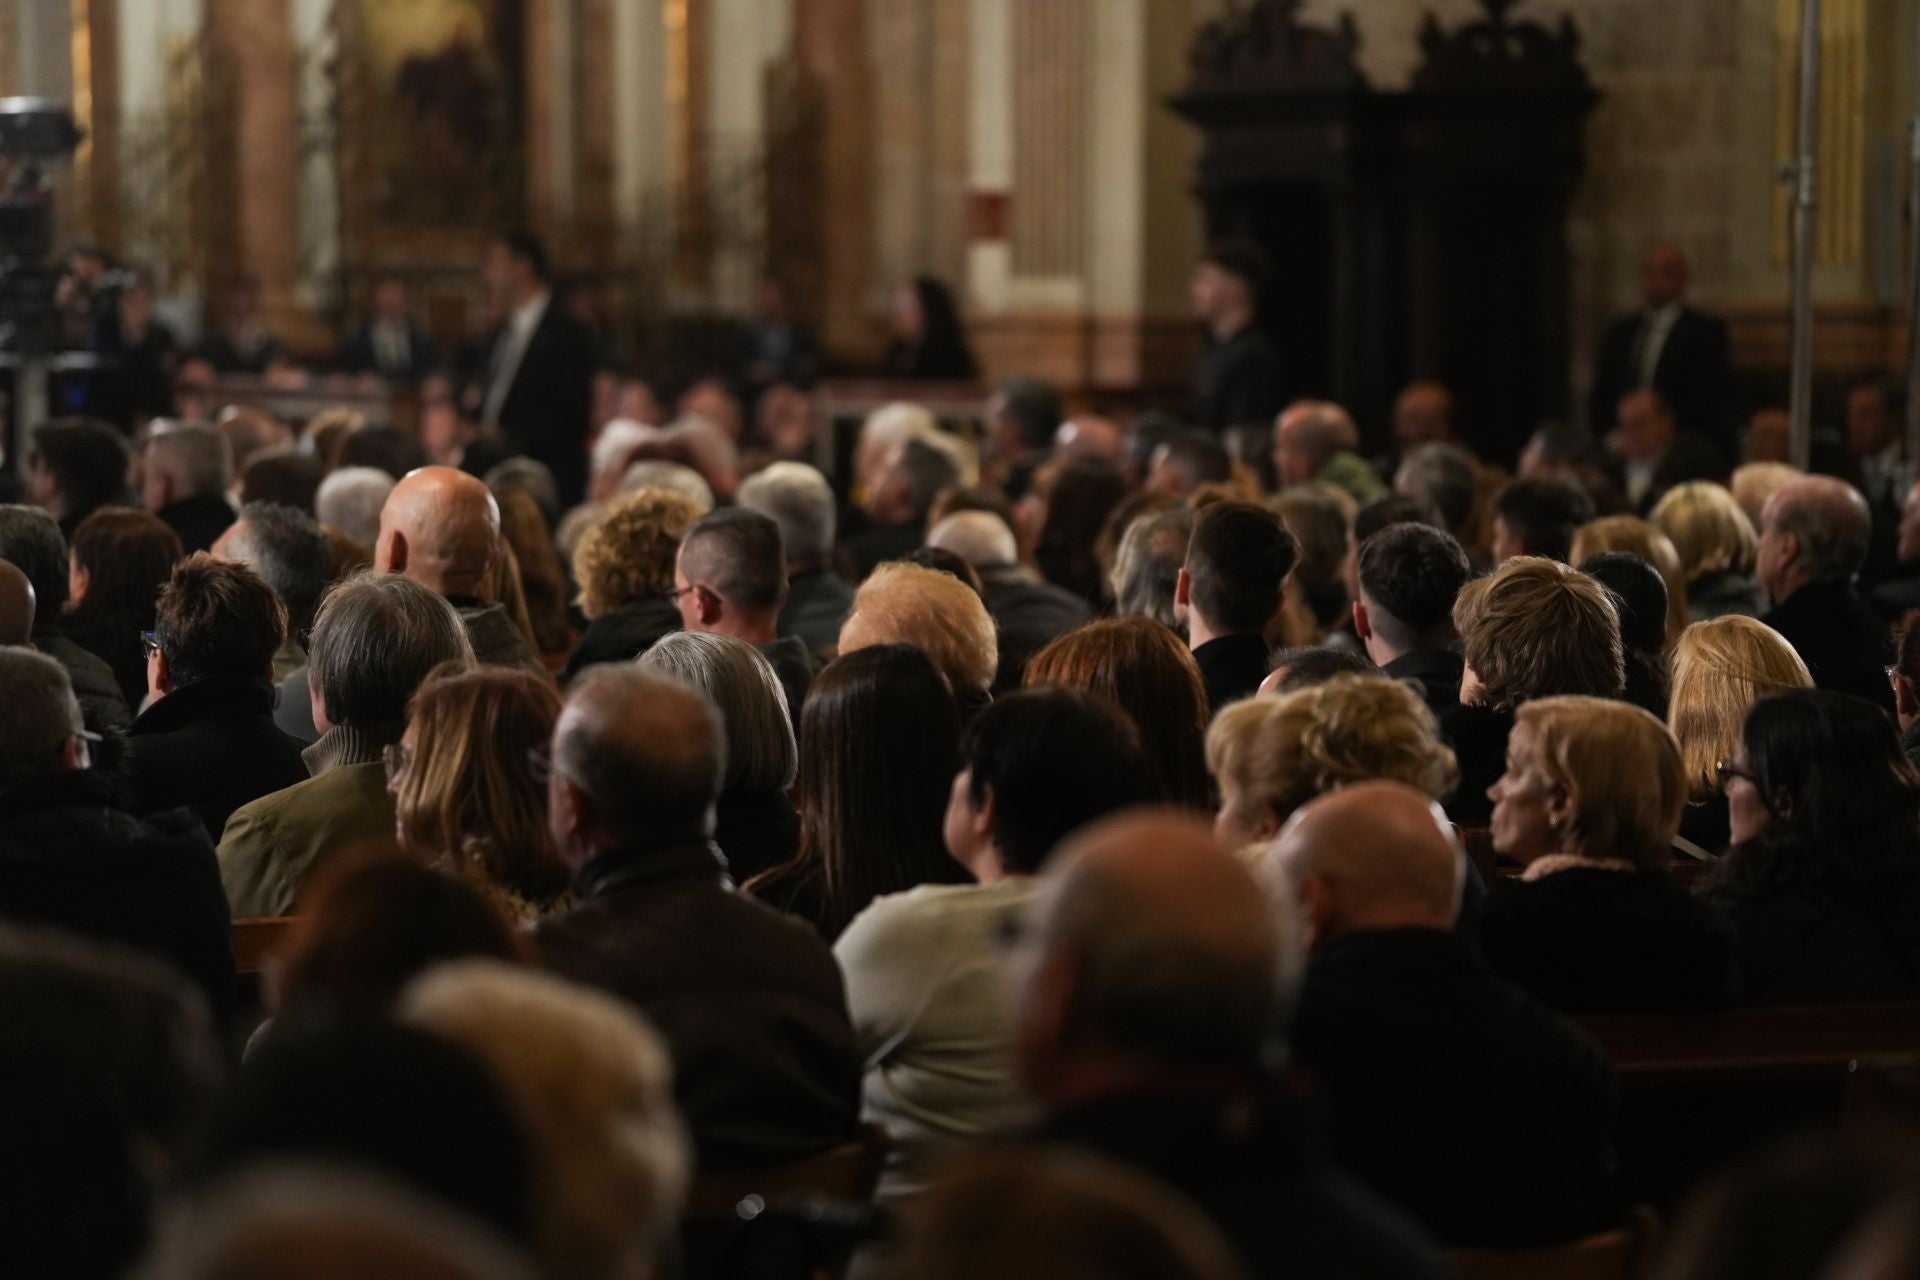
[
  {"x1": 571, "y1": 488, "x2": 702, "y2": 618},
  {"x1": 29, "y1": 418, "x2": 130, "y2": 516},
  {"x1": 399, "y1": 961, "x2": 690, "y2": 1280},
  {"x1": 135, "y1": 1166, "x2": 539, "y2": 1280},
  {"x1": 0, "y1": 558, "x2": 34, "y2": 645},
  {"x1": 553, "y1": 665, "x2": 725, "y2": 844},
  {"x1": 309, "y1": 574, "x2": 473, "y2": 727},
  {"x1": 995, "y1": 375, "x2": 1065, "y2": 452},
  {"x1": 148, "y1": 424, "x2": 233, "y2": 501},
  {"x1": 1651, "y1": 481, "x2": 1757, "y2": 584},
  {"x1": 1111, "y1": 506, "x2": 1195, "y2": 634},
  {"x1": 205, "y1": 1018, "x2": 534, "y2": 1247},
  {"x1": 276, "y1": 853, "x2": 526, "y2": 1018},
  {"x1": 0, "y1": 648, "x2": 82, "y2": 788},
  {"x1": 1494, "y1": 475, "x2": 1595, "y2": 563},
  {"x1": 1353, "y1": 493, "x2": 1443, "y2": 545},
  {"x1": 1454, "y1": 557, "x2": 1625, "y2": 710},
  {"x1": 1267, "y1": 781, "x2": 1464, "y2": 937},
  {"x1": 1267, "y1": 645, "x2": 1378, "y2": 693},
  {"x1": 927, "y1": 509, "x2": 1020, "y2": 569},
  {"x1": 1270, "y1": 486, "x2": 1348, "y2": 592},
  {"x1": 69, "y1": 507, "x2": 185, "y2": 623},
  {"x1": 0, "y1": 927, "x2": 222, "y2": 1280},
  {"x1": 678, "y1": 506, "x2": 787, "y2": 613},
  {"x1": 736, "y1": 461, "x2": 836, "y2": 566},
  {"x1": 1395, "y1": 442, "x2": 1478, "y2": 534},
  {"x1": 380, "y1": 468, "x2": 501, "y2": 597},
  {"x1": 1155, "y1": 430, "x2": 1232, "y2": 493},
  {"x1": 1025, "y1": 617, "x2": 1212, "y2": 811},
  {"x1": 1185, "y1": 501, "x2": 1297, "y2": 635},
  {"x1": 1579, "y1": 551, "x2": 1669, "y2": 657},
  {"x1": 960, "y1": 689, "x2": 1154, "y2": 875},
  {"x1": 839, "y1": 560, "x2": 998, "y2": 699},
  {"x1": 637, "y1": 631, "x2": 796, "y2": 793},
  {"x1": 484, "y1": 458, "x2": 561, "y2": 532},
  {"x1": 339, "y1": 426, "x2": 427, "y2": 480},
  {"x1": 1768, "y1": 475, "x2": 1872, "y2": 585},
  {"x1": 894, "y1": 437, "x2": 965, "y2": 521},
  {"x1": 889, "y1": 1147, "x2": 1245, "y2": 1280},
  {"x1": 317, "y1": 468, "x2": 398, "y2": 547},
  {"x1": 1356, "y1": 522, "x2": 1470, "y2": 645},
  {"x1": 1519, "y1": 697, "x2": 1686, "y2": 870},
  {"x1": 240, "y1": 451, "x2": 325, "y2": 514},
  {"x1": 154, "y1": 553, "x2": 287, "y2": 687},
  {"x1": 1025, "y1": 811, "x2": 1282, "y2": 1072},
  {"x1": 1670, "y1": 615, "x2": 1811, "y2": 798},
  {"x1": 221, "y1": 501, "x2": 333, "y2": 635},
  {"x1": 617, "y1": 460, "x2": 715, "y2": 513},
  {"x1": 0, "y1": 504, "x2": 71, "y2": 627},
  {"x1": 1731, "y1": 461, "x2": 1801, "y2": 530}
]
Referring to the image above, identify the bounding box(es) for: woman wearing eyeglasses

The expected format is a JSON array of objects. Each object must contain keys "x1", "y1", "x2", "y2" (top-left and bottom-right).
[
  {"x1": 1701, "y1": 688, "x2": 1920, "y2": 1005},
  {"x1": 386, "y1": 663, "x2": 570, "y2": 922}
]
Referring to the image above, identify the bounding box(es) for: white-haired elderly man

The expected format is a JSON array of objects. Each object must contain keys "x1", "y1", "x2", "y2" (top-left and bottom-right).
[
  {"x1": 927, "y1": 509, "x2": 1089, "y2": 691},
  {"x1": 738, "y1": 461, "x2": 854, "y2": 659}
]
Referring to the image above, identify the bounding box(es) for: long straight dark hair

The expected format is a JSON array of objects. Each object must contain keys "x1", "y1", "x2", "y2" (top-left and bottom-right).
[{"x1": 758, "y1": 643, "x2": 963, "y2": 939}]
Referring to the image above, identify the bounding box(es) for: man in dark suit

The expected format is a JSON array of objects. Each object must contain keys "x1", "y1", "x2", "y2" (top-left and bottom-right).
[
  {"x1": 1590, "y1": 243, "x2": 1731, "y2": 453},
  {"x1": 1605, "y1": 388, "x2": 1729, "y2": 516},
  {"x1": 476, "y1": 232, "x2": 595, "y2": 506},
  {"x1": 1757, "y1": 475, "x2": 1895, "y2": 715},
  {"x1": 536, "y1": 665, "x2": 860, "y2": 1171},
  {"x1": 1274, "y1": 782, "x2": 1617, "y2": 1247},
  {"x1": 1177, "y1": 501, "x2": 1298, "y2": 715},
  {"x1": 1189, "y1": 240, "x2": 1286, "y2": 433},
  {"x1": 927, "y1": 510, "x2": 1091, "y2": 693},
  {"x1": 338, "y1": 275, "x2": 440, "y2": 384},
  {"x1": 738, "y1": 462, "x2": 855, "y2": 660}
]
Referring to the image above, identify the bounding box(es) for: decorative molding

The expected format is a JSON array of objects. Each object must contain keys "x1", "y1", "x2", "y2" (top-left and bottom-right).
[
  {"x1": 1180, "y1": 0, "x2": 1364, "y2": 100},
  {"x1": 1410, "y1": 0, "x2": 1594, "y2": 95}
]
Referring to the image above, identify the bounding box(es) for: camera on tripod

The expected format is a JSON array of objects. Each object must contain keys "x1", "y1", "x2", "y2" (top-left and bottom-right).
[{"x1": 0, "y1": 98, "x2": 84, "y2": 356}]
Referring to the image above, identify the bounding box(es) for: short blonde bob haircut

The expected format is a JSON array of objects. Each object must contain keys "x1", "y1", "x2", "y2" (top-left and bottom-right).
[
  {"x1": 571, "y1": 488, "x2": 702, "y2": 619},
  {"x1": 1650, "y1": 481, "x2": 1758, "y2": 585},
  {"x1": 1570, "y1": 514, "x2": 1689, "y2": 646},
  {"x1": 1454, "y1": 557, "x2": 1624, "y2": 712},
  {"x1": 838, "y1": 561, "x2": 998, "y2": 697},
  {"x1": 1205, "y1": 673, "x2": 1458, "y2": 829},
  {"x1": 1667, "y1": 614, "x2": 1812, "y2": 798},
  {"x1": 1512, "y1": 695, "x2": 1686, "y2": 871}
]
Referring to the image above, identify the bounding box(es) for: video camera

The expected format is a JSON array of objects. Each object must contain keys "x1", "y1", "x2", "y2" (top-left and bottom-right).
[{"x1": 0, "y1": 98, "x2": 84, "y2": 354}]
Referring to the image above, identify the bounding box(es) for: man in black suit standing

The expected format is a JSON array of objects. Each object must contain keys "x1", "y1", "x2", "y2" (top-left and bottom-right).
[
  {"x1": 476, "y1": 232, "x2": 595, "y2": 506},
  {"x1": 1590, "y1": 243, "x2": 1731, "y2": 453},
  {"x1": 1189, "y1": 241, "x2": 1286, "y2": 434},
  {"x1": 338, "y1": 275, "x2": 440, "y2": 385}
]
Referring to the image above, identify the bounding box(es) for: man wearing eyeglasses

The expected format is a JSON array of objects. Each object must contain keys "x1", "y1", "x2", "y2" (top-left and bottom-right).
[{"x1": 0, "y1": 648, "x2": 234, "y2": 1021}]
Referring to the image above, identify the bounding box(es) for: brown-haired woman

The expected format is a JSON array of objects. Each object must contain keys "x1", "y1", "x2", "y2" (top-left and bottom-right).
[
  {"x1": 1024, "y1": 617, "x2": 1212, "y2": 811},
  {"x1": 747, "y1": 643, "x2": 966, "y2": 940},
  {"x1": 388, "y1": 664, "x2": 570, "y2": 921},
  {"x1": 65, "y1": 506, "x2": 185, "y2": 709}
]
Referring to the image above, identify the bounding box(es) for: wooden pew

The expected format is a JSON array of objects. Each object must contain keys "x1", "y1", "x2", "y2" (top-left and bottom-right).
[{"x1": 1579, "y1": 1004, "x2": 1920, "y2": 1088}]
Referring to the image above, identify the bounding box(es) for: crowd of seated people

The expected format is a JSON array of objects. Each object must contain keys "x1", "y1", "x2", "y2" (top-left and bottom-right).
[{"x1": 5, "y1": 231, "x2": 1920, "y2": 1279}]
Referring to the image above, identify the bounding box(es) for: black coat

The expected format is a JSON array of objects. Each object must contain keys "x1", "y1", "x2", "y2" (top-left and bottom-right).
[
  {"x1": 486, "y1": 301, "x2": 597, "y2": 505},
  {"x1": 1590, "y1": 307, "x2": 1732, "y2": 451},
  {"x1": 1289, "y1": 928, "x2": 1617, "y2": 1247},
  {"x1": 1191, "y1": 324, "x2": 1287, "y2": 432},
  {"x1": 338, "y1": 320, "x2": 440, "y2": 383},
  {"x1": 1761, "y1": 579, "x2": 1894, "y2": 716},
  {"x1": 1193, "y1": 632, "x2": 1270, "y2": 717},
  {"x1": 1036, "y1": 1078, "x2": 1443, "y2": 1279},
  {"x1": 1480, "y1": 864, "x2": 1739, "y2": 1014},
  {"x1": 156, "y1": 494, "x2": 235, "y2": 556},
  {"x1": 1702, "y1": 878, "x2": 1920, "y2": 1006},
  {"x1": 779, "y1": 567, "x2": 856, "y2": 659},
  {"x1": 844, "y1": 521, "x2": 925, "y2": 582},
  {"x1": 561, "y1": 599, "x2": 681, "y2": 683},
  {"x1": 979, "y1": 563, "x2": 1092, "y2": 694},
  {"x1": 127, "y1": 675, "x2": 312, "y2": 842},
  {"x1": 713, "y1": 787, "x2": 801, "y2": 885},
  {"x1": 756, "y1": 635, "x2": 818, "y2": 729},
  {"x1": 1384, "y1": 648, "x2": 1464, "y2": 719},
  {"x1": 1439, "y1": 702, "x2": 1515, "y2": 828},
  {"x1": 1604, "y1": 431, "x2": 1731, "y2": 516},
  {"x1": 0, "y1": 770, "x2": 234, "y2": 1021},
  {"x1": 537, "y1": 840, "x2": 861, "y2": 1171}
]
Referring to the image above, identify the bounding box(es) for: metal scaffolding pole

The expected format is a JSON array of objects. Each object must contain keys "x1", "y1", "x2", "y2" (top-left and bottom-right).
[
  {"x1": 1906, "y1": 0, "x2": 1920, "y2": 466},
  {"x1": 1788, "y1": 0, "x2": 1821, "y2": 471}
]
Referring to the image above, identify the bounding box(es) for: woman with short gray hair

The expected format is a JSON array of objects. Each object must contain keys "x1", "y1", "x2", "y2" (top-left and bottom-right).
[{"x1": 637, "y1": 632, "x2": 799, "y2": 882}]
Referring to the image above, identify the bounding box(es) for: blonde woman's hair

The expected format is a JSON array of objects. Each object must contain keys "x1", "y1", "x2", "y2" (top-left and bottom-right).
[
  {"x1": 1650, "y1": 482, "x2": 1758, "y2": 585},
  {"x1": 400, "y1": 961, "x2": 690, "y2": 1280},
  {"x1": 570, "y1": 488, "x2": 702, "y2": 618},
  {"x1": 1667, "y1": 615, "x2": 1813, "y2": 798},
  {"x1": 1571, "y1": 514, "x2": 1689, "y2": 646},
  {"x1": 1514, "y1": 695, "x2": 1686, "y2": 870},
  {"x1": 1731, "y1": 461, "x2": 1801, "y2": 530},
  {"x1": 1205, "y1": 674, "x2": 1458, "y2": 828},
  {"x1": 838, "y1": 561, "x2": 999, "y2": 696}
]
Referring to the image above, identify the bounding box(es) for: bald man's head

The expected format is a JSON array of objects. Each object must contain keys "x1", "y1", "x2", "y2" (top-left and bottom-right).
[
  {"x1": 1017, "y1": 810, "x2": 1285, "y2": 1099},
  {"x1": 1266, "y1": 781, "x2": 1464, "y2": 948},
  {"x1": 1758, "y1": 474, "x2": 1872, "y2": 603},
  {"x1": 0, "y1": 559, "x2": 34, "y2": 646},
  {"x1": 374, "y1": 466, "x2": 500, "y2": 598},
  {"x1": 549, "y1": 666, "x2": 725, "y2": 860},
  {"x1": 1392, "y1": 381, "x2": 1454, "y2": 448}
]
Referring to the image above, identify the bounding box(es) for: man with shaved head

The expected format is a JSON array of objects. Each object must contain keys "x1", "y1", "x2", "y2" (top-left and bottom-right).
[
  {"x1": 1590, "y1": 242, "x2": 1731, "y2": 451},
  {"x1": 374, "y1": 465, "x2": 545, "y2": 677},
  {"x1": 1015, "y1": 809, "x2": 1441, "y2": 1278},
  {"x1": 0, "y1": 559, "x2": 34, "y2": 646},
  {"x1": 928, "y1": 509, "x2": 1089, "y2": 691},
  {"x1": 1756, "y1": 474, "x2": 1893, "y2": 712},
  {"x1": 673, "y1": 506, "x2": 817, "y2": 722},
  {"x1": 1266, "y1": 782, "x2": 1614, "y2": 1248},
  {"x1": 536, "y1": 665, "x2": 858, "y2": 1172}
]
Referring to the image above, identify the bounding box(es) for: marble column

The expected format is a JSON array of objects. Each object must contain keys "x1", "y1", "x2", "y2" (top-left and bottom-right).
[{"x1": 790, "y1": 0, "x2": 876, "y2": 357}]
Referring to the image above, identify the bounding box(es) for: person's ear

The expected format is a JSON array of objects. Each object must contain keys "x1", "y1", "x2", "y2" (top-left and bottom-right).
[
  {"x1": 380, "y1": 529, "x2": 408, "y2": 576},
  {"x1": 972, "y1": 782, "x2": 999, "y2": 846},
  {"x1": 1546, "y1": 782, "x2": 1576, "y2": 834},
  {"x1": 1898, "y1": 674, "x2": 1920, "y2": 719},
  {"x1": 149, "y1": 648, "x2": 173, "y2": 701},
  {"x1": 59, "y1": 733, "x2": 86, "y2": 771},
  {"x1": 696, "y1": 585, "x2": 724, "y2": 627},
  {"x1": 553, "y1": 778, "x2": 588, "y2": 847},
  {"x1": 1249, "y1": 802, "x2": 1284, "y2": 844},
  {"x1": 1778, "y1": 531, "x2": 1801, "y2": 570},
  {"x1": 1175, "y1": 566, "x2": 1192, "y2": 607},
  {"x1": 1352, "y1": 599, "x2": 1372, "y2": 642}
]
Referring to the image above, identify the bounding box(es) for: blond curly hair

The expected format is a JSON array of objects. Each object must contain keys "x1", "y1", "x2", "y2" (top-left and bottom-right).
[
  {"x1": 570, "y1": 488, "x2": 702, "y2": 619},
  {"x1": 1205, "y1": 673, "x2": 1459, "y2": 829}
]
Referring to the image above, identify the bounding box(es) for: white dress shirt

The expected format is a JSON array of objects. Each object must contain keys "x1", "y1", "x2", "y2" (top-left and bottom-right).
[{"x1": 481, "y1": 290, "x2": 550, "y2": 427}]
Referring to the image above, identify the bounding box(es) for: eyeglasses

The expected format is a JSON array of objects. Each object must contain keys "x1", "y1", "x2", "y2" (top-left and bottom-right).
[
  {"x1": 382, "y1": 743, "x2": 411, "y2": 787},
  {"x1": 525, "y1": 746, "x2": 554, "y2": 785},
  {"x1": 140, "y1": 631, "x2": 162, "y2": 658},
  {"x1": 1889, "y1": 665, "x2": 1904, "y2": 687},
  {"x1": 662, "y1": 585, "x2": 698, "y2": 604},
  {"x1": 1714, "y1": 759, "x2": 1759, "y2": 790}
]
